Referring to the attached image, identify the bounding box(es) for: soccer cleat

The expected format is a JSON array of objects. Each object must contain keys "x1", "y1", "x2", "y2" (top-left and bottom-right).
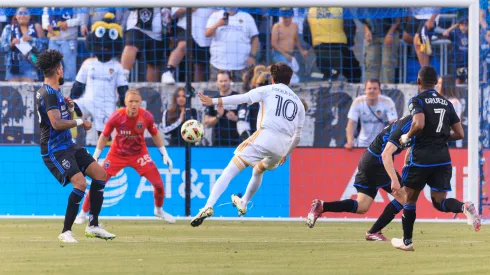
[
  {"x1": 365, "y1": 231, "x2": 388, "y2": 242},
  {"x1": 161, "y1": 71, "x2": 176, "y2": 85},
  {"x1": 231, "y1": 194, "x2": 247, "y2": 216},
  {"x1": 58, "y1": 231, "x2": 78, "y2": 243},
  {"x1": 463, "y1": 201, "x2": 481, "y2": 232},
  {"x1": 154, "y1": 207, "x2": 176, "y2": 224},
  {"x1": 391, "y1": 238, "x2": 414, "y2": 251},
  {"x1": 85, "y1": 225, "x2": 116, "y2": 240},
  {"x1": 190, "y1": 207, "x2": 214, "y2": 227},
  {"x1": 306, "y1": 199, "x2": 323, "y2": 228},
  {"x1": 74, "y1": 211, "x2": 89, "y2": 225}
]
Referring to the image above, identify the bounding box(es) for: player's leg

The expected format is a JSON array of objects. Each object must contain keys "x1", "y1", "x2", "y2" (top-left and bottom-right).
[
  {"x1": 190, "y1": 156, "x2": 244, "y2": 227},
  {"x1": 366, "y1": 188, "x2": 405, "y2": 241},
  {"x1": 429, "y1": 165, "x2": 481, "y2": 231},
  {"x1": 80, "y1": 147, "x2": 115, "y2": 240},
  {"x1": 366, "y1": 170, "x2": 406, "y2": 241},
  {"x1": 140, "y1": 167, "x2": 176, "y2": 224},
  {"x1": 233, "y1": 159, "x2": 268, "y2": 216},
  {"x1": 75, "y1": 153, "x2": 121, "y2": 224},
  {"x1": 307, "y1": 160, "x2": 376, "y2": 228},
  {"x1": 44, "y1": 147, "x2": 87, "y2": 243},
  {"x1": 391, "y1": 166, "x2": 426, "y2": 251}
]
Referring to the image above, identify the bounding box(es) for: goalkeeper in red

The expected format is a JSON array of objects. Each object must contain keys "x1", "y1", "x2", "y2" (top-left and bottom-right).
[{"x1": 75, "y1": 90, "x2": 175, "y2": 224}]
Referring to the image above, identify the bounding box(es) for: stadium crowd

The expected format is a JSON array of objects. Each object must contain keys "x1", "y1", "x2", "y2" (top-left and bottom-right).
[{"x1": 0, "y1": 7, "x2": 487, "y2": 147}]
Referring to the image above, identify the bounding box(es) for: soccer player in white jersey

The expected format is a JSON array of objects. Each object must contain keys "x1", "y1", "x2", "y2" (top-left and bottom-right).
[
  {"x1": 71, "y1": 14, "x2": 128, "y2": 136},
  {"x1": 191, "y1": 62, "x2": 306, "y2": 227}
]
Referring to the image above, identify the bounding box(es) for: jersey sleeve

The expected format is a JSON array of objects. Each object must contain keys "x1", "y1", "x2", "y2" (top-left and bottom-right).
[
  {"x1": 116, "y1": 65, "x2": 129, "y2": 87},
  {"x1": 408, "y1": 97, "x2": 424, "y2": 116},
  {"x1": 297, "y1": 103, "x2": 306, "y2": 129},
  {"x1": 75, "y1": 61, "x2": 89, "y2": 84},
  {"x1": 206, "y1": 11, "x2": 221, "y2": 28},
  {"x1": 448, "y1": 102, "x2": 461, "y2": 125},
  {"x1": 347, "y1": 99, "x2": 361, "y2": 122},
  {"x1": 385, "y1": 98, "x2": 398, "y2": 121},
  {"x1": 146, "y1": 112, "x2": 159, "y2": 136},
  {"x1": 388, "y1": 116, "x2": 412, "y2": 148},
  {"x1": 42, "y1": 92, "x2": 59, "y2": 112},
  {"x1": 102, "y1": 112, "x2": 118, "y2": 136},
  {"x1": 245, "y1": 13, "x2": 259, "y2": 38},
  {"x1": 247, "y1": 86, "x2": 267, "y2": 103}
]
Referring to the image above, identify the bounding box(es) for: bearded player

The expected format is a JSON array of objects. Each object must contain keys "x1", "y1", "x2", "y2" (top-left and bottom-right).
[{"x1": 75, "y1": 90, "x2": 176, "y2": 224}]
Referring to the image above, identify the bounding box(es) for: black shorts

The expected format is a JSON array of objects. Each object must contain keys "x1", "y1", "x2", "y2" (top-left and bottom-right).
[
  {"x1": 124, "y1": 29, "x2": 165, "y2": 65},
  {"x1": 42, "y1": 144, "x2": 95, "y2": 186},
  {"x1": 354, "y1": 150, "x2": 402, "y2": 199},
  {"x1": 174, "y1": 27, "x2": 210, "y2": 66},
  {"x1": 402, "y1": 164, "x2": 452, "y2": 192}
]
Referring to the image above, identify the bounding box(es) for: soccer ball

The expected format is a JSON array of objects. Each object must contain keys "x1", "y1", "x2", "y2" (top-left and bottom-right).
[{"x1": 181, "y1": 119, "x2": 204, "y2": 143}]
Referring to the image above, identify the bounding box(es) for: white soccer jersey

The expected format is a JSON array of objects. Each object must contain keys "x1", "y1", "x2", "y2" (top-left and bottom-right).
[
  {"x1": 347, "y1": 95, "x2": 398, "y2": 147},
  {"x1": 75, "y1": 58, "x2": 128, "y2": 107},
  {"x1": 247, "y1": 83, "x2": 305, "y2": 137}
]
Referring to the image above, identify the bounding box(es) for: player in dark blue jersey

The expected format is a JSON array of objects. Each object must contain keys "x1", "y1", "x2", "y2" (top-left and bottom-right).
[
  {"x1": 392, "y1": 66, "x2": 480, "y2": 252},
  {"x1": 307, "y1": 115, "x2": 412, "y2": 241},
  {"x1": 36, "y1": 49, "x2": 115, "y2": 243}
]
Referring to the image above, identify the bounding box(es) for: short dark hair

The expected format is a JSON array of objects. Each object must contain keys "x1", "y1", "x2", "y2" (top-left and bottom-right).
[
  {"x1": 365, "y1": 79, "x2": 381, "y2": 88},
  {"x1": 270, "y1": 62, "x2": 293, "y2": 85},
  {"x1": 217, "y1": 70, "x2": 232, "y2": 80},
  {"x1": 36, "y1": 49, "x2": 63, "y2": 77},
  {"x1": 418, "y1": 66, "x2": 438, "y2": 86}
]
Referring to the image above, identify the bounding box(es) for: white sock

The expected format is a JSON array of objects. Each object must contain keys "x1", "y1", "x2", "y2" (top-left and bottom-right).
[
  {"x1": 241, "y1": 168, "x2": 264, "y2": 207},
  {"x1": 205, "y1": 160, "x2": 241, "y2": 208}
]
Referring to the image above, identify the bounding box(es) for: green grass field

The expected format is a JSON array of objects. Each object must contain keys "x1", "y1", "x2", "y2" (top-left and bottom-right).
[{"x1": 0, "y1": 220, "x2": 488, "y2": 274}]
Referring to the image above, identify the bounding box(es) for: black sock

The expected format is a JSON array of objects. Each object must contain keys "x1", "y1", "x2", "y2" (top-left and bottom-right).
[
  {"x1": 62, "y1": 188, "x2": 85, "y2": 233},
  {"x1": 441, "y1": 198, "x2": 464, "y2": 213},
  {"x1": 322, "y1": 199, "x2": 358, "y2": 213},
  {"x1": 165, "y1": 65, "x2": 175, "y2": 72},
  {"x1": 368, "y1": 199, "x2": 403, "y2": 233},
  {"x1": 402, "y1": 204, "x2": 416, "y2": 245},
  {"x1": 89, "y1": 180, "x2": 106, "y2": 227}
]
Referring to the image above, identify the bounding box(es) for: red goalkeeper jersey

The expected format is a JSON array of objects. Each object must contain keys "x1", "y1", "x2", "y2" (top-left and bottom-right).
[{"x1": 103, "y1": 108, "x2": 159, "y2": 156}]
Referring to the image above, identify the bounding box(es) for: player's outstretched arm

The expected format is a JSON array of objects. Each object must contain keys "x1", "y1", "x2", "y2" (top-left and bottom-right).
[
  {"x1": 47, "y1": 109, "x2": 84, "y2": 131},
  {"x1": 381, "y1": 142, "x2": 402, "y2": 194},
  {"x1": 198, "y1": 93, "x2": 254, "y2": 107},
  {"x1": 152, "y1": 131, "x2": 173, "y2": 172}
]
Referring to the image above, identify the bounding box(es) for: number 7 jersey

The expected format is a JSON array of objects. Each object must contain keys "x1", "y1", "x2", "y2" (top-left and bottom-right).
[
  {"x1": 408, "y1": 89, "x2": 460, "y2": 166},
  {"x1": 248, "y1": 83, "x2": 305, "y2": 137}
]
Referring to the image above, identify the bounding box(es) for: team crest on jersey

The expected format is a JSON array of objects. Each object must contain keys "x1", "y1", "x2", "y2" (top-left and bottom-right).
[
  {"x1": 104, "y1": 162, "x2": 110, "y2": 169},
  {"x1": 109, "y1": 68, "x2": 114, "y2": 75},
  {"x1": 239, "y1": 19, "x2": 243, "y2": 24},
  {"x1": 432, "y1": 93, "x2": 437, "y2": 97},
  {"x1": 137, "y1": 123, "x2": 143, "y2": 129},
  {"x1": 376, "y1": 110, "x2": 382, "y2": 117},
  {"x1": 62, "y1": 159, "x2": 71, "y2": 169},
  {"x1": 139, "y1": 8, "x2": 152, "y2": 23}
]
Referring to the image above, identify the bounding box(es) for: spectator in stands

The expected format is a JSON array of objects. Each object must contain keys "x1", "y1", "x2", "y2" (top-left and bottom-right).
[
  {"x1": 481, "y1": 28, "x2": 490, "y2": 83},
  {"x1": 161, "y1": 8, "x2": 214, "y2": 84},
  {"x1": 204, "y1": 70, "x2": 242, "y2": 146},
  {"x1": 411, "y1": 8, "x2": 441, "y2": 67},
  {"x1": 205, "y1": 8, "x2": 259, "y2": 82},
  {"x1": 361, "y1": 9, "x2": 401, "y2": 84},
  {"x1": 162, "y1": 87, "x2": 198, "y2": 146},
  {"x1": 436, "y1": 75, "x2": 463, "y2": 148},
  {"x1": 444, "y1": 17, "x2": 468, "y2": 84},
  {"x1": 43, "y1": 7, "x2": 84, "y2": 81},
  {"x1": 271, "y1": 8, "x2": 308, "y2": 83},
  {"x1": 120, "y1": 8, "x2": 167, "y2": 82},
  {"x1": 1, "y1": 8, "x2": 46, "y2": 82},
  {"x1": 306, "y1": 7, "x2": 347, "y2": 80},
  {"x1": 345, "y1": 79, "x2": 397, "y2": 148}
]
